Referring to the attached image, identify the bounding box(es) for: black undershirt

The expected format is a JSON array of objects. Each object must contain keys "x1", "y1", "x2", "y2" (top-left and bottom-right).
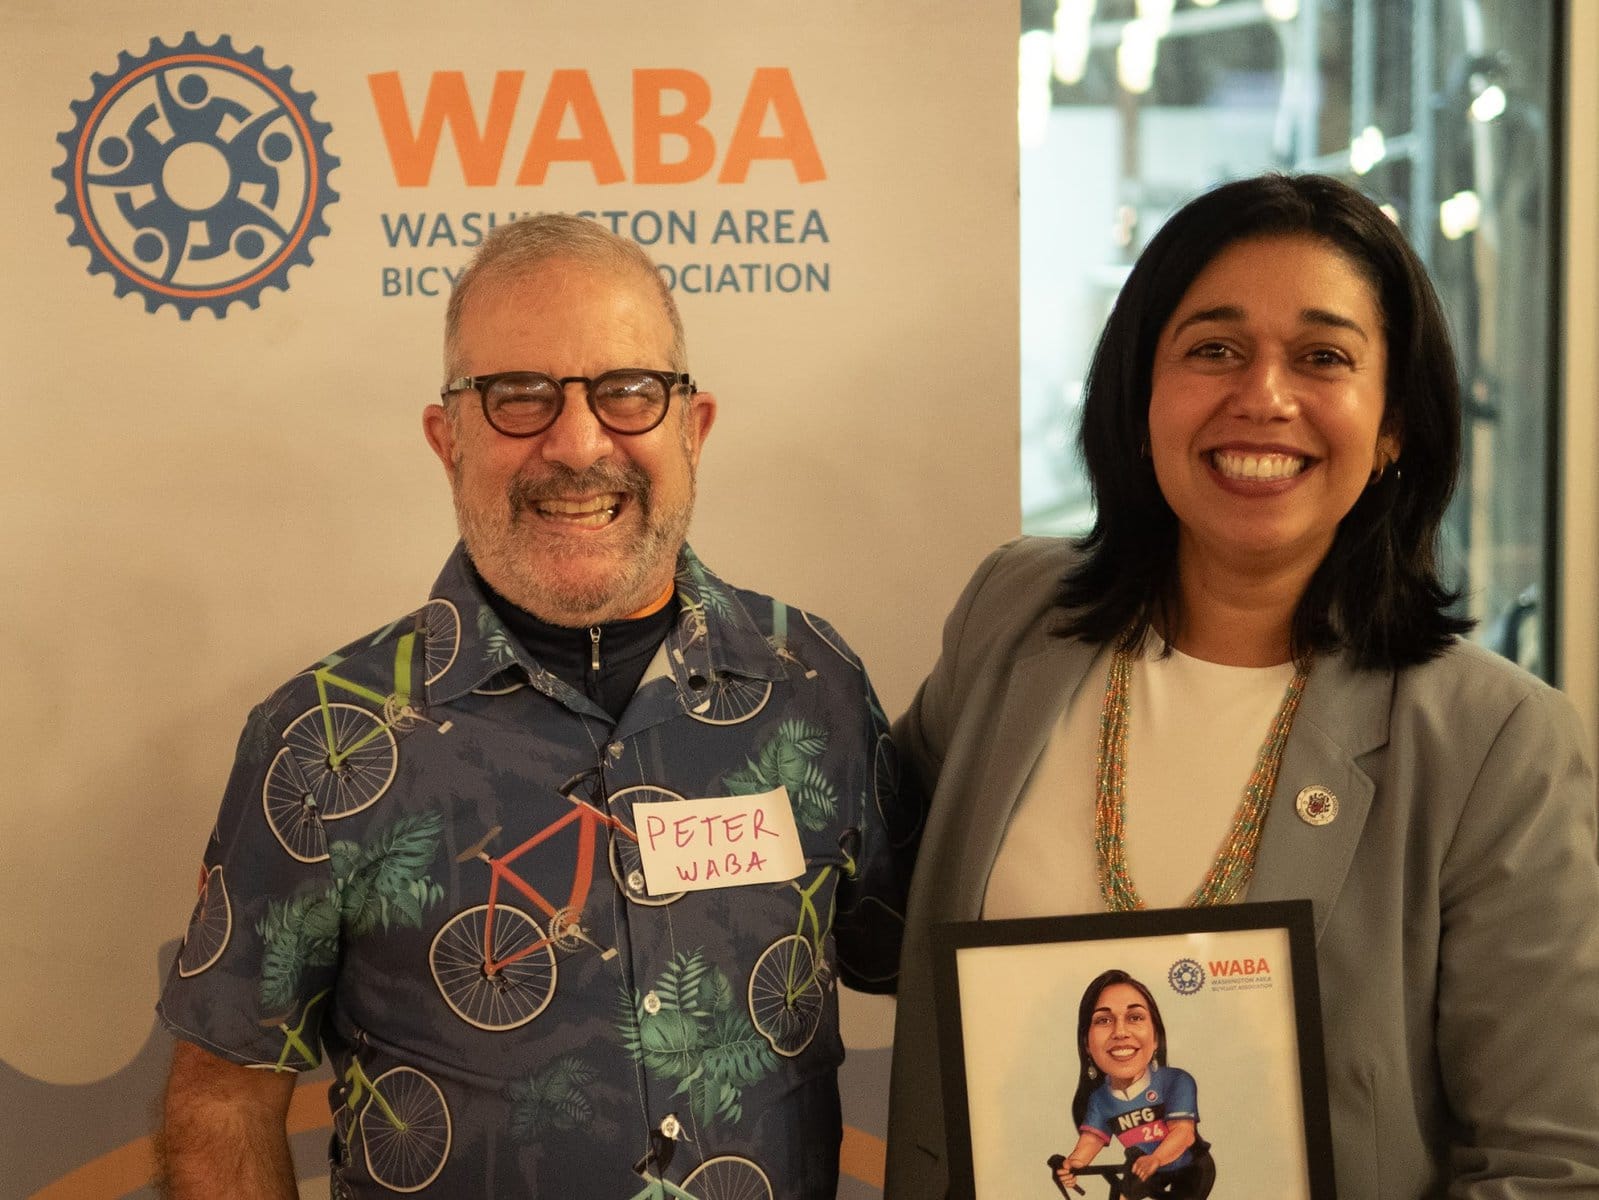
[{"x1": 475, "y1": 568, "x2": 676, "y2": 722}]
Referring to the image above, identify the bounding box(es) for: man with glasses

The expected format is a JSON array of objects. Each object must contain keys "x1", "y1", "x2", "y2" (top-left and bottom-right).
[{"x1": 155, "y1": 214, "x2": 913, "y2": 1198}]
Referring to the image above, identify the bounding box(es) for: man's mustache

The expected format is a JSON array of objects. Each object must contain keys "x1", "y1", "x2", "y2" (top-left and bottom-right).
[{"x1": 506, "y1": 463, "x2": 653, "y2": 517}]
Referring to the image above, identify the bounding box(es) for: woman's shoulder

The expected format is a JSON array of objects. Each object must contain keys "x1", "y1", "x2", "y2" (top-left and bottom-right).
[
  {"x1": 960, "y1": 535, "x2": 1078, "y2": 608},
  {"x1": 938, "y1": 536, "x2": 1081, "y2": 650},
  {"x1": 987, "y1": 533, "x2": 1079, "y2": 571},
  {"x1": 1397, "y1": 637, "x2": 1573, "y2": 720},
  {"x1": 1384, "y1": 639, "x2": 1591, "y2": 779}
]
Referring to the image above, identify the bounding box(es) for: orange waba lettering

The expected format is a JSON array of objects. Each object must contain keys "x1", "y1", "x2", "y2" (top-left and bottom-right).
[
  {"x1": 367, "y1": 68, "x2": 825, "y2": 186},
  {"x1": 634, "y1": 69, "x2": 715, "y2": 184},
  {"x1": 368, "y1": 71, "x2": 523, "y2": 187},
  {"x1": 719, "y1": 68, "x2": 825, "y2": 183},
  {"x1": 517, "y1": 69, "x2": 625, "y2": 185}
]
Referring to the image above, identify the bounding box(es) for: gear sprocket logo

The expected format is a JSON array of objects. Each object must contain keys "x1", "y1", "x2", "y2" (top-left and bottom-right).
[
  {"x1": 1168, "y1": 957, "x2": 1206, "y2": 996},
  {"x1": 52, "y1": 33, "x2": 339, "y2": 318}
]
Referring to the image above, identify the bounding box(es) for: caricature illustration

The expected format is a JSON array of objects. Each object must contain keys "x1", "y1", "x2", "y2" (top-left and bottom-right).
[{"x1": 1049, "y1": 969, "x2": 1216, "y2": 1199}]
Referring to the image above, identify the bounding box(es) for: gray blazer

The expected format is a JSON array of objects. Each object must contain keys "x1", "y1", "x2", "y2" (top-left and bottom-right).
[{"x1": 885, "y1": 537, "x2": 1599, "y2": 1198}]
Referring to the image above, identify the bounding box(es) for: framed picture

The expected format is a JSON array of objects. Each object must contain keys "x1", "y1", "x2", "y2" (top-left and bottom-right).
[{"x1": 932, "y1": 900, "x2": 1332, "y2": 1199}]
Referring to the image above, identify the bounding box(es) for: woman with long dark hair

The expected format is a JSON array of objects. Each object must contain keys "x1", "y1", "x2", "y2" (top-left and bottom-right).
[
  {"x1": 882, "y1": 173, "x2": 1599, "y2": 1197},
  {"x1": 1055, "y1": 970, "x2": 1214, "y2": 1198}
]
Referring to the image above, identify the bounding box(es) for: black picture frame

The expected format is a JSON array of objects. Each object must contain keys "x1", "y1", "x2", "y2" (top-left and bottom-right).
[{"x1": 932, "y1": 899, "x2": 1333, "y2": 1199}]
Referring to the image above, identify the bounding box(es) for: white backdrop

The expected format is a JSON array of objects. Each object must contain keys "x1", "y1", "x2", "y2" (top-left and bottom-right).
[{"x1": 0, "y1": 2, "x2": 1018, "y2": 1193}]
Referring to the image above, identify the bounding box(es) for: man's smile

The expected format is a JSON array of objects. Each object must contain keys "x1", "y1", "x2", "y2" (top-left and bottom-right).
[{"x1": 530, "y1": 493, "x2": 625, "y2": 527}]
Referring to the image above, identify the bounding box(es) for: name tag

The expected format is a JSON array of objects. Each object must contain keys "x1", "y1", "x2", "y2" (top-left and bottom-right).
[{"x1": 635, "y1": 786, "x2": 805, "y2": 895}]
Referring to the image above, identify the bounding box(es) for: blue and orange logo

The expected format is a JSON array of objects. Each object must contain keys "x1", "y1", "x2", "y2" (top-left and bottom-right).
[{"x1": 53, "y1": 33, "x2": 339, "y2": 318}]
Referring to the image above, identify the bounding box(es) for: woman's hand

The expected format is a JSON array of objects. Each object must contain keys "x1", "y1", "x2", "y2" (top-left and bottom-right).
[
  {"x1": 1130, "y1": 1152, "x2": 1160, "y2": 1181},
  {"x1": 1134, "y1": 1117, "x2": 1197, "y2": 1179},
  {"x1": 1053, "y1": 1159, "x2": 1083, "y2": 1191},
  {"x1": 1053, "y1": 1131, "x2": 1106, "y2": 1192}
]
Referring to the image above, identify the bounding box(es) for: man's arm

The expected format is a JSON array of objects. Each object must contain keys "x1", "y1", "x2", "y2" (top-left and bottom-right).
[{"x1": 157, "y1": 1040, "x2": 298, "y2": 1199}]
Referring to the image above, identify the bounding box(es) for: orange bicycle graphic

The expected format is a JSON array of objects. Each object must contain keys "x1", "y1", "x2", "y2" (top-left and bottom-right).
[{"x1": 429, "y1": 772, "x2": 672, "y2": 1030}]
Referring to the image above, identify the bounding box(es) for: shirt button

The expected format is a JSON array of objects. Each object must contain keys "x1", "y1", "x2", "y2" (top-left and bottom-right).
[
  {"x1": 627, "y1": 870, "x2": 647, "y2": 895},
  {"x1": 659, "y1": 1113, "x2": 682, "y2": 1140},
  {"x1": 643, "y1": 990, "x2": 662, "y2": 1015},
  {"x1": 607, "y1": 741, "x2": 625, "y2": 757},
  {"x1": 687, "y1": 673, "x2": 708, "y2": 690}
]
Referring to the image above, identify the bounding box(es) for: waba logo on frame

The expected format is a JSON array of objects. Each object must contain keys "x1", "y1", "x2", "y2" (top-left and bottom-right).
[
  {"x1": 52, "y1": 33, "x2": 339, "y2": 318},
  {"x1": 1167, "y1": 957, "x2": 1206, "y2": 996}
]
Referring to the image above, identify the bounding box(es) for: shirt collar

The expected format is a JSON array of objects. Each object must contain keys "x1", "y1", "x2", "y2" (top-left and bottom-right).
[
  {"x1": 671, "y1": 543, "x2": 788, "y2": 688},
  {"x1": 1106, "y1": 1068, "x2": 1153, "y2": 1101},
  {"x1": 421, "y1": 542, "x2": 786, "y2": 707}
]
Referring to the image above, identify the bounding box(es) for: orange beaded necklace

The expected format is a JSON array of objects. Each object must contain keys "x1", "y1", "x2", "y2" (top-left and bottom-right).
[{"x1": 1093, "y1": 642, "x2": 1309, "y2": 911}]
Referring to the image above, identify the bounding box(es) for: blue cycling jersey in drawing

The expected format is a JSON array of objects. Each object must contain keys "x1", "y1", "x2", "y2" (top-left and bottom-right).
[{"x1": 1081, "y1": 1064, "x2": 1200, "y2": 1171}]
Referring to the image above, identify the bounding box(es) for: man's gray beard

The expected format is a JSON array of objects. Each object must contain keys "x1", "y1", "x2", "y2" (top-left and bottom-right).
[{"x1": 453, "y1": 459, "x2": 695, "y2": 623}]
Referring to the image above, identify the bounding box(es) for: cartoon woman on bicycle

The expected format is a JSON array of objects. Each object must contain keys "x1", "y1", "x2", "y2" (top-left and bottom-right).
[{"x1": 1052, "y1": 969, "x2": 1216, "y2": 1199}]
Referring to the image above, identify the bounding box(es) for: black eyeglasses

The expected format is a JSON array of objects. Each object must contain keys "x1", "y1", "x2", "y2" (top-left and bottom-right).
[{"x1": 440, "y1": 369, "x2": 695, "y2": 438}]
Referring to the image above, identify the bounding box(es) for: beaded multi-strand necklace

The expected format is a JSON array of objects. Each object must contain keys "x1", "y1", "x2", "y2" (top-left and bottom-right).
[{"x1": 1094, "y1": 641, "x2": 1309, "y2": 911}]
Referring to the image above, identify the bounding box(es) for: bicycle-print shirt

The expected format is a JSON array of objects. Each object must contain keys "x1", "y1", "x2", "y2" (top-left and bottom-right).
[{"x1": 157, "y1": 542, "x2": 918, "y2": 1199}]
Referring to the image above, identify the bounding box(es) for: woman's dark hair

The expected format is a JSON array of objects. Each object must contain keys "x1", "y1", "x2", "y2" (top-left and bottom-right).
[
  {"x1": 1070, "y1": 969, "x2": 1168, "y2": 1128},
  {"x1": 1060, "y1": 172, "x2": 1472, "y2": 667}
]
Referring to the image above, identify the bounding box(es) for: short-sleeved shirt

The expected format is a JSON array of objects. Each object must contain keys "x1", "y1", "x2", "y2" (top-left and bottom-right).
[
  {"x1": 1080, "y1": 1065, "x2": 1201, "y2": 1172},
  {"x1": 158, "y1": 543, "x2": 915, "y2": 1198}
]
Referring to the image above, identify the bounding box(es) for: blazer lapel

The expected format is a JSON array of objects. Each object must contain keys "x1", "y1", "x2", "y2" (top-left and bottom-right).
[{"x1": 1248, "y1": 651, "x2": 1392, "y2": 940}]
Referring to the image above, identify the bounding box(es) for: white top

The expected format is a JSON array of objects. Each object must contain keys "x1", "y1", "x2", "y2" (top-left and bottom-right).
[{"x1": 983, "y1": 643, "x2": 1298, "y2": 917}]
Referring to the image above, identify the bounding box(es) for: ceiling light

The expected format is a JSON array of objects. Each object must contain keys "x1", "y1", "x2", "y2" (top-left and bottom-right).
[{"x1": 1349, "y1": 125, "x2": 1387, "y2": 175}]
